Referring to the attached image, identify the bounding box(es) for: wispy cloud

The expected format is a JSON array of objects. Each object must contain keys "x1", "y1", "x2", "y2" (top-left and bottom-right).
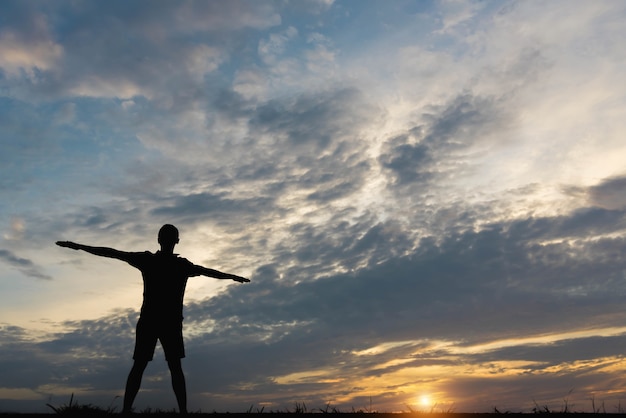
[{"x1": 0, "y1": 249, "x2": 51, "y2": 280}]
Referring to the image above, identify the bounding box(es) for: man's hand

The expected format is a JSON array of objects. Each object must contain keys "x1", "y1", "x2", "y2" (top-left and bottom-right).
[
  {"x1": 231, "y1": 275, "x2": 250, "y2": 283},
  {"x1": 56, "y1": 241, "x2": 81, "y2": 250}
]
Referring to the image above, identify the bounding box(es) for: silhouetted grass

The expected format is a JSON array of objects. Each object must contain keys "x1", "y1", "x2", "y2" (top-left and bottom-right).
[
  {"x1": 46, "y1": 393, "x2": 115, "y2": 415},
  {"x1": 36, "y1": 392, "x2": 626, "y2": 416}
]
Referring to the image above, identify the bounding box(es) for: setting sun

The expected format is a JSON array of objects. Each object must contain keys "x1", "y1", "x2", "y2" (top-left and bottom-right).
[{"x1": 419, "y1": 394, "x2": 432, "y2": 408}]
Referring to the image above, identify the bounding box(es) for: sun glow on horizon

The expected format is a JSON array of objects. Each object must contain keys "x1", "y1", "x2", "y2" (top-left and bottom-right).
[{"x1": 419, "y1": 394, "x2": 432, "y2": 409}]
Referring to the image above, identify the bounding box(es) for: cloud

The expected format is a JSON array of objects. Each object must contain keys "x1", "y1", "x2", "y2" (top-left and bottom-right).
[
  {"x1": 0, "y1": 2, "x2": 63, "y2": 77},
  {"x1": 179, "y1": 207, "x2": 626, "y2": 411},
  {"x1": 251, "y1": 87, "x2": 368, "y2": 148},
  {"x1": 0, "y1": 249, "x2": 51, "y2": 280},
  {"x1": 0, "y1": 30, "x2": 63, "y2": 77},
  {"x1": 0, "y1": 313, "x2": 136, "y2": 412},
  {"x1": 0, "y1": 1, "x2": 282, "y2": 100},
  {"x1": 120, "y1": 85, "x2": 380, "y2": 220},
  {"x1": 150, "y1": 192, "x2": 277, "y2": 226},
  {"x1": 586, "y1": 175, "x2": 626, "y2": 210},
  {"x1": 259, "y1": 26, "x2": 299, "y2": 65},
  {"x1": 185, "y1": 205, "x2": 626, "y2": 354},
  {"x1": 379, "y1": 92, "x2": 512, "y2": 187},
  {"x1": 436, "y1": 0, "x2": 485, "y2": 34},
  {"x1": 3, "y1": 202, "x2": 626, "y2": 412}
]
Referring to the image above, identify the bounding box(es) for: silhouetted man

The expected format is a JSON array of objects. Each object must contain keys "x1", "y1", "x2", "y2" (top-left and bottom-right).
[{"x1": 56, "y1": 224, "x2": 249, "y2": 414}]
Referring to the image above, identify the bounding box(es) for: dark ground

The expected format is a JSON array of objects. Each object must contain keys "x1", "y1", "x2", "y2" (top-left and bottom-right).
[{"x1": 4, "y1": 414, "x2": 626, "y2": 417}]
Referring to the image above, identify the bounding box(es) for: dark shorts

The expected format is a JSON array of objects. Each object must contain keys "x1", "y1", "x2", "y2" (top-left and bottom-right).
[{"x1": 133, "y1": 317, "x2": 185, "y2": 361}]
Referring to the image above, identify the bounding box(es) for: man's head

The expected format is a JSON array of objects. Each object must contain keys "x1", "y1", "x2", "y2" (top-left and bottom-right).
[{"x1": 158, "y1": 224, "x2": 179, "y2": 248}]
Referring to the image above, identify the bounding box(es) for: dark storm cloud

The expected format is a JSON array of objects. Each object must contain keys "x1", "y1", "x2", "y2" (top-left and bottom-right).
[
  {"x1": 380, "y1": 93, "x2": 507, "y2": 185},
  {"x1": 151, "y1": 192, "x2": 276, "y2": 223},
  {"x1": 0, "y1": 325, "x2": 56, "y2": 390},
  {"x1": 238, "y1": 204, "x2": 626, "y2": 345},
  {"x1": 0, "y1": 249, "x2": 51, "y2": 280},
  {"x1": 250, "y1": 88, "x2": 367, "y2": 149},
  {"x1": 242, "y1": 88, "x2": 378, "y2": 204},
  {"x1": 275, "y1": 217, "x2": 414, "y2": 281},
  {"x1": 181, "y1": 205, "x2": 626, "y2": 372},
  {"x1": 587, "y1": 175, "x2": 626, "y2": 210},
  {"x1": 0, "y1": 313, "x2": 134, "y2": 393},
  {"x1": 176, "y1": 205, "x2": 626, "y2": 405},
  {"x1": 2, "y1": 204, "x2": 626, "y2": 411},
  {"x1": 207, "y1": 86, "x2": 378, "y2": 163},
  {"x1": 496, "y1": 206, "x2": 626, "y2": 247}
]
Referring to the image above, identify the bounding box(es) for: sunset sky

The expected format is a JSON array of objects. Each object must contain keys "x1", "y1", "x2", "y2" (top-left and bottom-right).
[{"x1": 2, "y1": 0, "x2": 626, "y2": 413}]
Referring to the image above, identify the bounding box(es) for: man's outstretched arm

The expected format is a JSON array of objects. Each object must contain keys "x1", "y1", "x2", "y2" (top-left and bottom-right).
[
  {"x1": 56, "y1": 241, "x2": 131, "y2": 261},
  {"x1": 193, "y1": 265, "x2": 250, "y2": 283}
]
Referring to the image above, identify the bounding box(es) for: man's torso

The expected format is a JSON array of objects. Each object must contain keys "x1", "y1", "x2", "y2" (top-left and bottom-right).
[{"x1": 125, "y1": 251, "x2": 196, "y2": 322}]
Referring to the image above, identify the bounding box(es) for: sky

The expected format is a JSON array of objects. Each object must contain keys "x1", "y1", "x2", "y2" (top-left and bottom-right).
[{"x1": 1, "y1": 0, "x2": 626, "y2": 413}]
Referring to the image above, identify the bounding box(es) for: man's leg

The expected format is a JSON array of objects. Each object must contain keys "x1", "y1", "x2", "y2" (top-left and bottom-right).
[
  {"x1": 123, "y1": 359, "x2": 149, "y2": 413},
  {"x1": 167, "y1": 359, "x2": 187, "y2": 414}
]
